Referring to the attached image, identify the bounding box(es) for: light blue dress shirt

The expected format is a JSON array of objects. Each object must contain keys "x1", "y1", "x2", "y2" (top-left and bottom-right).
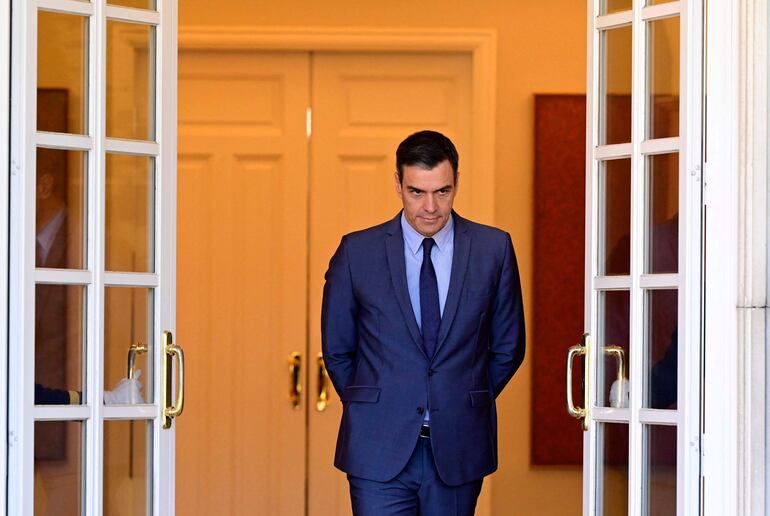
[{"x1": 401, "y1": 213, "x2": 454, "y2": 422}]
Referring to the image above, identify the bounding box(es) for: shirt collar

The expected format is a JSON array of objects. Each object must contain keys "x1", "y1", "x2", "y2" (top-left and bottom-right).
[{"x1": 400, "y1": 212, "x2": 454, "y2": 255}]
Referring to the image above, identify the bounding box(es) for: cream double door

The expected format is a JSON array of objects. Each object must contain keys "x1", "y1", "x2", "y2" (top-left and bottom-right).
[{"x1": 176, "y1": 50, "x2": 472, "y2": 515}]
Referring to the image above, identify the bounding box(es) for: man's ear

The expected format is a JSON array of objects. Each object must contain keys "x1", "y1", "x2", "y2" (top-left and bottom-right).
[{"x1": 394, "y1": 172, "x2": 403, "y2": 196}]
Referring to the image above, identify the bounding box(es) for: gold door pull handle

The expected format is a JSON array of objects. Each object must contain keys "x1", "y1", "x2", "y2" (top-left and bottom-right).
[
  {"x1": 289, "y1": 352, "x2": 302, "y2": 410},
  {"x1": 566, "y1": 333, "x2": 589, "y2": 431},
  {"x1": 603, "y1": 345, "x2": 626, "y2": 382},
  {"x1": 127, "y1": 343, "x2": 148, "y2": 380},
  {"x1": 316, "y1": 353, "x2": 331, "y2": 412},
  {"x1": 162, "y1": 331, "x2": 186, "y2": 429}
]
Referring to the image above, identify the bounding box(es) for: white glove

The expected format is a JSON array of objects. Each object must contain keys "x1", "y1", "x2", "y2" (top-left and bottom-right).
[
  {"x1": 104, "y1": 370, "x2": 145, "y2": 405},
  {"x1": 609, "y1": 377, "x2": 629, "y2": 408}
]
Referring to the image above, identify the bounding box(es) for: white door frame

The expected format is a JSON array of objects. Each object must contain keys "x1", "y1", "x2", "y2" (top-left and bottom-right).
[{"x1": 1, "y1": 0, "x2": 10, "y2": 512}]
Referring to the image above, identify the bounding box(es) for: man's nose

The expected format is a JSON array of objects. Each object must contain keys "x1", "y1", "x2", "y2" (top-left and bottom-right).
[{"x1": 424, "y1": 194, "x2": 437, "y2": 213}]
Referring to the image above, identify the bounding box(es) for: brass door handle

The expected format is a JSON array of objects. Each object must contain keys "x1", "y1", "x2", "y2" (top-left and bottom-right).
[
  {"x1": 127, "y1": 343, "x2": 148, "y2": 380},
  {"x1": 316, "y1": 353, "x2": 331, "y2": 412},
  {"x1": 566, "y1": 333, "x2": 589, "y2": 431},
  {"x1": 604, "y1": 345, "x2": 626, "y2": 381},
  {"x1": 162, "y1": 331, "x2": 186, "y2": 429},
  {"x1": 289, "y1": 352, "x2": 302, "y2": 409}
]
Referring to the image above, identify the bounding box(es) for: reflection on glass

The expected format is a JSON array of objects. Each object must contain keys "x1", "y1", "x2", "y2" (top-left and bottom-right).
[
  {"x1": 105, "y1": 154, "x2": 155, "y2": 273},
  {"x1": 644, "y1": 425, "x2": 677, "y2": 515},
  {"x1": 646, "y1": 154, "x2": 679, "y2": 274},
  {"x1": 648, "y1": 16, "x2": 680, "y2": 139},
  {"x1": 35, "y1": 285, "x2": 85, "y2": 406},
  {"x1": 36, "y1": 149, "x2": 87, "y2": 269},
  {"x1": 602, "y1": 0, "x2": 632, "y2": 14},
  {"x1": 597, "y1": 423, "x2": 629, "y2": 515},
  {"x1": 107, "y1": 21, "x2": 155, "y2": 141},
  {"x1": 645, "y1": 290, "x2": 678, "y2": 409},
  {"x1": 600, "y1": 159, "x2": 631, "y2": 276},
  {"x1": 104, "y1": 288, "x2": 153, "y2": 405},
  {"x1": 599, "y1": 290, "x2": 630, "y2": 408},
  {"x1": 104, "y1": 420, "x2": 153, "y2": 515},
  {"x1": 34, "y1": 421, "x2": 84, "y2": 516},
  {"x1": 108, "y1": 0, "x2": 156, "y2": 9},
  {"x1": 600, "y1": 26, "x2": 632, "y2": 145},
  {"x1": 38, "y1": 11, "x2": 88, "y2": 134}
]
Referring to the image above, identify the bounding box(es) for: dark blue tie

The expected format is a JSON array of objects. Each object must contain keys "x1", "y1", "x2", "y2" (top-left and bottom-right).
[{"x1": 420, "y1": 238, "x2": 440, "y2": 358}]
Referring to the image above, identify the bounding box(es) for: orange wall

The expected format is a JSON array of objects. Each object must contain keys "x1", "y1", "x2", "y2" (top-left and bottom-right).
[{"x1": 180, "y1": 2, "x2": 587, "y2": 514}]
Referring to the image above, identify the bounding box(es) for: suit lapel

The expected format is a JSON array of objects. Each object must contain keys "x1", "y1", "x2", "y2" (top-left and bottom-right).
[
  {"x1": 435, "y1": 214, "x2": 471, "y2": 357},
  {"x1": 385, "y1": 215, "x2": 426, "y2": 357}
]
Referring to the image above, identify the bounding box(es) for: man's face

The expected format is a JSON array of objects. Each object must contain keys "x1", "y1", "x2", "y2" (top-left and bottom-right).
[{"x1": 395, "y1": 159, "x2": 457, "y2": 237}]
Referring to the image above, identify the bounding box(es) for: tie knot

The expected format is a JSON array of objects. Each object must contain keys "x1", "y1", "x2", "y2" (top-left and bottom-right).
[{"x1": 422, "y1": 238, "x2": 436, "y2": 255}]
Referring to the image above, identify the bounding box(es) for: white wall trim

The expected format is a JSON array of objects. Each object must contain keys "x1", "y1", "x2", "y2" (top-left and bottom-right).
[
  {"x1": 1, "y1": 0, "x2": 9, "y2": 511},
  {"x1": 736, "y1": 0, "x2": 769, "y2": 513},
  {"x1": 178, "y1": 26, "x2": 498, "y2": 226}
]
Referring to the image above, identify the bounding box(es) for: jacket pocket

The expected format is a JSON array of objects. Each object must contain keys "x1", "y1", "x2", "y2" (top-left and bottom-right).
[
  {"x1": 342, "y1": 386, "x2": 381, "y2": 403},
  {"x1": 469, "y1": 390, "x2": 493, "y2": 407}
]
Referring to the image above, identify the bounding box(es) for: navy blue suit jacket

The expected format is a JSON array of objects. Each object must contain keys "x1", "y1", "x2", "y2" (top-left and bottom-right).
[{"x1": 321, "y1": 211, "x2": 525, "y2": 486}]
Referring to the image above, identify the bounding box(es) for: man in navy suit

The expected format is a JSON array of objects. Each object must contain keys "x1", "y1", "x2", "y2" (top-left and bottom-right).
[{"x1": 321, "y1": 130, "x2": 525, "y2": 515}]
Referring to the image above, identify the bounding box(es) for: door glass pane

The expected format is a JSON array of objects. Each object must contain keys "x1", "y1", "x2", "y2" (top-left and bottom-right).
[
  {"x1": 597, "y1": 422, "x2": 629, "y2": 515},
  {"x1": 644, "y1": 425, "x2": 677, "y2": 515},
  {"x1": 645, "y1": 290, "x2": 678, "y2": 409},
  {"x1": 105, "y1": 154, "x2": 155, "y2": 273},
  {"x1": 104, "y1": 287, "x2": 153, "y2": 404},
  {"x1": 34, "y1": 421, "x2": 84, "y2": 516},
  {"x1": 598, "y1": 290, "x2": 630, "y2": 407},
  {"x1": 647, "y1": 16, "x2": 680, "y2": 139},
  {"x1": 106, "y1": 21, "x2": 155, "y2": 141},
  {"x1": 36, "y1": 285, "x2": 85, "y2": 406},
  {"x1": 108, "y1": 0, "x2": 156, "y2": 9},
  {"x1": 36, "y1": 149, "x2": 87, "y2": 269},
  {"x1": 600, "y1": 26, "x2": 632, "y2": 145},
  {"x1": 38, "y1": 11, "x2": 88, "y2": 135},
  {"x1": 601, "y1": 0, "x2": 632, "y2": 15},
  {"x1": 600, "y1": 159, "x2": 631, "y2": 276},
  {"x1": 104, "y1": 420, "x2": 153, "y2": 515},
  {"x1": 646, "y1": 153, "x2": 679, "y2": 274}
]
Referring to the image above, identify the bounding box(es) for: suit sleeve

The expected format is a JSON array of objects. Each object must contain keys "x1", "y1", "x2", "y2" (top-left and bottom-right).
[
  {"x1": 488, "y1": 233, "x2": 526, "y2": 397},
  {"x1": 321, "y1": 236, "x2": 359, "y2": 396}
]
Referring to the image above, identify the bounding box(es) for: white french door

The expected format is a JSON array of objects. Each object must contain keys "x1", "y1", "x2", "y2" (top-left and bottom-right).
[
  {"x1": 7, "y1": 0, "x2": 180, "y2": 514},
  {"x1": 571, "y1": 0, "x2": 704, "y2": 514}
]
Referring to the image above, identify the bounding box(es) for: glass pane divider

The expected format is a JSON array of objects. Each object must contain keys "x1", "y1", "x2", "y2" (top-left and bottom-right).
[
  {"x1": 592, "y1": 407, "x2": 631, "y2": 423},
  {"x1": 639, "y1": 408, "x2": 680, "y2": 425},
  {"x1": 105, "y1": 138, "x2": 159, "y2": 156},
  {"x1": 103, "y1": 271, "x2": 159, "y2": 288},
  {"x1": 102, "y1": 405, "x2": 158, "y2": 420},
  {"x1": 37, "y1": 0, "x2": 93, "y2": 17},
  {"x1": 594, "y1": 275, "x2": 633, "y2": 290},
  {"x1": 640, "y1": 136, "x2": 680, "y2": 155},
  {"x1": 595, "y1": 142, "x2": 633, "y2": 160},
  {"x1": 641, "y1": 2, "x2": 681, "y2": 22},
  {"x1": 36, "y1": 131, "x2": 93, "y2": 151},
  {"x1": 596, "y1": 11, "x2": 633, "y2": 30},
  {"x1": 639, "y1": 273, "x2": 680, "y2": 289},
  {"x1": 35, "y1": 268, "x2": 93, "y2": 285},
  {"x1": 33, "y1": 405, "x2": 92, "y2": 421},
  {"x1": 104, "y1": 4, "x2": 160, "y2": 26}
]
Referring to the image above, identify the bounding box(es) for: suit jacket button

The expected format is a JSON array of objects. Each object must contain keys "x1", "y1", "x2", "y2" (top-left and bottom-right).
[
  {"x1": 417, "y1": 407, "x2": 424, "y2": 415},
  {"x1": 428, "y1": 369, "x2": 436, "y2": 377}
]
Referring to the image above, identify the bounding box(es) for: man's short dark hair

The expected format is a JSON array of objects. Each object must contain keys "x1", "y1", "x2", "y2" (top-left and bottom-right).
[{"x1": 395, "y1": 130, "x2": 459, "y2": 183}]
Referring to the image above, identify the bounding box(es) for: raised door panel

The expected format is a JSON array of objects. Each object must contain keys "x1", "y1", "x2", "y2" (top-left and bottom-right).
[
  {"x1": 307, "y1": 51, "x2": 473, "y2": 516},
  {"x1": 176, "y1": 51, "x2": 310, "y2": 516}
]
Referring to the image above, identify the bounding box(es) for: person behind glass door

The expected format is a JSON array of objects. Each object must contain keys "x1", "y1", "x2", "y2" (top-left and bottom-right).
[{"x1": 34, "y1": 169, "x2": 142, "y2": 405}]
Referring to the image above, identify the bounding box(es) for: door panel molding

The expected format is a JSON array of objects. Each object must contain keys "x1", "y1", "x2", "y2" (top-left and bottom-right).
[{"x1": 178, "y1": 26, "x2": 497, "y2": 227}]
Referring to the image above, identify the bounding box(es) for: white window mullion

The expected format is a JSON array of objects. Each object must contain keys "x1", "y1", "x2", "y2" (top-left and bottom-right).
[
  {"x1": 0, "y1": 0, "x2": 9, "y2": 510},
  {"x1": 679, "y1": 0, "x2": 704, "y2": 514},
  {"x1": 628, "y1": 0, "x2": 646, "y2": 514},
  {"x1": 89, "y1": 1, "x2": 106, "y2": 514},
  {"x1": 7, "y1": 1, "x2": 40, "y2": 513}
]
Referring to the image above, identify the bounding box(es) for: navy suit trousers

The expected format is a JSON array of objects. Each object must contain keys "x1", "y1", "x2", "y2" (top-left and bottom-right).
[{"x1": 347, "y1": 437, "x2": 483, "y2": 516}]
